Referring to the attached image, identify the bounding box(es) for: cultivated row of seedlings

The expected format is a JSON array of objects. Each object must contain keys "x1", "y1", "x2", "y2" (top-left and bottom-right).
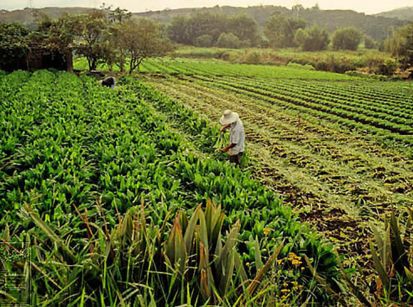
[
  {"x1": 142, "y1": 58, "x2": 413, "y2": 149},
  {"x1": 142, "y1": 58, "x2": 355, "y2": 81},
  {"x1": 194, "y1": 75, "x2": 413, "y2": 139},
  {"x1": 145, "y1": 75, "x2": 412, "y2": 209}
]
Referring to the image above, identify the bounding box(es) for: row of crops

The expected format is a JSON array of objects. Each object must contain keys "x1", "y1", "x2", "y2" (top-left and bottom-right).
[
  {"x1": 140, "y1": 58, "x2": 356, "y2": 81},
  {"x1": 0, "y1": 70, "x2": 342, "y2": 305},
  {"x1": 141, "y1": 58, "x2": 413, "y2": 151},
  {"x1": 140, "y1": 60, "x2": 413, "y2": 275}
]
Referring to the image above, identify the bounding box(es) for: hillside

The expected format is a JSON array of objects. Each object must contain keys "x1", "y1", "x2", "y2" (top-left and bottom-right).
[
  {"x1": 0, "y1": 5, "x2": 408, "y2": 40},
  {"x1": 376, "y1": 7, "x2": 413, "y2": 21},
  {"x1": 0, "y1": 7, "x2": 95, "y2": 27},
  {"x1": 137, "y1": 5, "x2": 407, "y2": 40}
]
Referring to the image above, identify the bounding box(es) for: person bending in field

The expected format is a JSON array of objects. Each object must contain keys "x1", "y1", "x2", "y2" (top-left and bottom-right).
[
  {"x1": 219, "y1": 110, "x2": 245, "y2": 165},
  {"x1": 101, "y1": 76, "x2": 116, "y2": 89}
]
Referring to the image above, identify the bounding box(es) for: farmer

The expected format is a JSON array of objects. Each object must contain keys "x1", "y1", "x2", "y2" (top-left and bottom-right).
[
  {"x1": 101, "y1": 76, "x2": 116, "y2": 89},
  {"x1": 219, "y1": 110, "x2": 245, "y2": 165}
]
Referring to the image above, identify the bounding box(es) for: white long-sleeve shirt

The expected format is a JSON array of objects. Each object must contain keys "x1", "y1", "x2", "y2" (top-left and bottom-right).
[{"x1": 229, "y1": 119, "x2": 245, "y2": 155}]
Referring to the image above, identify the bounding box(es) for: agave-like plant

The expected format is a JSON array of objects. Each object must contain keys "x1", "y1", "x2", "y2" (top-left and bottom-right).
[
  {"x1": 163, "y1": 199, "x2": 283, "y2": 305},
  {"x1": 0, "y1": 200, "x2": 282, "y2": 306},
  {"x1": 371, "y1": 209, "x2": 413, "y2": 303},
  {"x1": 164, "y1": 200, "x2": 243, "y2": 303}
]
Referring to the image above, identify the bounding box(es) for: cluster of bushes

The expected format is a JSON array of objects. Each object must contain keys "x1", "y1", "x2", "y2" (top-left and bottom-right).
[
  {"x1": 168, "y1": 13, "x2": 259, "y2": 48},
  {"x1": 264, "y1": 14, "x2": 375, "y2": 52},
  {"x1": 167, "y1": 10, "x2": 379, "y2": 52}
]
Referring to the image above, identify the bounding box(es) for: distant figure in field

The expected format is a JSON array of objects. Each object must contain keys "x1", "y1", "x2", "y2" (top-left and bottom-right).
[
  {"x1": 219, "y1": 110, "x2": 245, "y2": 165},
  {"x1": 101, "y1": 76, "x2": 116, "y2": 89}
]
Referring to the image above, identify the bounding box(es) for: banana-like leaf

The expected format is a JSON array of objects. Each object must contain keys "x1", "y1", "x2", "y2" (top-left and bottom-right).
[
  {"x1": 165, "y1": 214, "x2": 187, "y2": 274},
  {"x1": 218, "y1": 221, "x2": 240, "y2": 261},
  {"x1": 165, "y1": 217, "x2": 178, "y2": 266},
  {"x1": 205, "y1": 200, "x2": 213, "y2": 235},
  {"x1": 214, "y1": 232, "x2": 223, "y2": 260},
  {"x1": 211, "y1": 213, "x2": 225, "y2": 250},
  {"x1": 219, "y1": 249, "x2": 235, "y2": 295},
  {"x1": 208, "y1": 201, "x2": 223, "y2": 243},
  {"x1": 371, "y1": 225, "x2": 384, "y2": 256},
  {"x1": 198, "y1": 209, "x2": 210, "y2": 255},
  {"x1": 404, "y1": 208, "x2": 412, "y2": 256},
  {"x1": 139, "y1": 199, "x2": 148, "y2": 239},
  {"x1": 183, "y1": 205, "x2": 201, "y2": 253},
  {"x1": 383, "y1": 223, "x2": 391, "y2": 273}
]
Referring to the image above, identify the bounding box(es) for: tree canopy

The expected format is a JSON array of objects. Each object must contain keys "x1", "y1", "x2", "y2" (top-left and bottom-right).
[
  {"x1": 167, "y1": 13, "x2": 259, "y2": 48},
  {"x1": 385, "y1": 23, "x2": 413, "y2": 67},
  {"x1": 116, "y1": 18, "x2": 173, "y2": 73},
  {"x1": 0, "y1": 23, "x2": 30, "y2": 71},
  {"x1": 294, "y1": 26, "x2": 329, "y2": 51},
  {"x1": 0, "y1": 8, "x2": 173, "y2": 73},
  {"x1": 332, "y1": 27, "x2": 362, "y2": 51},
  {"x1": 264, "y1": 15, "x2": 306, "y2": 48}
]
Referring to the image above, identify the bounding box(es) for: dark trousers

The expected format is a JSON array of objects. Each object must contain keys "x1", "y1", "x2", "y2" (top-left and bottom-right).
[{"x1": 229, "y1": 152, "x2": 243, "y2": 165}]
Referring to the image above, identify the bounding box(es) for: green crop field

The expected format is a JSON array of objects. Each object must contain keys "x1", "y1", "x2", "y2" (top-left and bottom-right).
[
  {"x1": 1, "y1": 60, "x2": 412, "y2": 305},
  {"x1": 139, "y1": 59, "x2": 413, "y2": 269}
]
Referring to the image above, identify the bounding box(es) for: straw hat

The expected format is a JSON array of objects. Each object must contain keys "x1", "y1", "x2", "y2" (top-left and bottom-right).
[{"x1": 220, "y1": 110, "x2": 239, "y2": 126}]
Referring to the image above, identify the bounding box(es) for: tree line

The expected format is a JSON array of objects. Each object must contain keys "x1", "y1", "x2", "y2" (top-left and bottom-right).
[
  {"x1": 1, "y1": 6, "x2": 412, "y2": 72},
  {"x1": 138, "y1": 5, "x2": 407, "y2": 41},
  {"x1": 0, "y1": 7, "x2": 172, "y2": 73},
  {"x1": 167, "y1": 11, "x2": 375, "y2": 52},
  {"x1": 166, "y1": 9, "x2": 413, "y2": 68}
]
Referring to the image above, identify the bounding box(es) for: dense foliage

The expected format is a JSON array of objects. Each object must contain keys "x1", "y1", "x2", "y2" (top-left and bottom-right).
[
  {"x1": 332, "y1": 27, "x2": 363, "y2": 51},
  {"x1": 167, "y1": 13, "x2": 259, "y2": 48},
  {"x1": 0, "y1": 23, "x2": 30, "y2": 71},
  {"x1": 385, "y1": 23, "x2": 413, "y2": 68},
  {"x1": 264, "y1": 14, "x2": 306, "y2": 48},
  {"x1": 136, "y1": 5, "x2": 407, "y2": 41},
  {"x1": 294, "y1": 26, "x2": 330, "y2": 51},
  {"x1": 0, "y1": 10, "x2": 172, "y2": 72}
]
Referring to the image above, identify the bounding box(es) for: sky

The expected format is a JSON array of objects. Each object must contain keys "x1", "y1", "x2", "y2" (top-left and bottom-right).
[{"x1": 0, "y1": 0, "x2": 412, "y2": 14}]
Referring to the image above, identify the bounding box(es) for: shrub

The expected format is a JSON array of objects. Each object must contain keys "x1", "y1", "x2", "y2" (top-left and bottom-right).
[
  {"x1": 194, "y1": 34, "x2": 214, "y2": 47},
  {"x1": 295, "y1": 26, "x2": 329, "y2": 51},
  {"x1": 332, "y1": 27, "x2": 362, "y2": 51},
  {"x1": 243, "y1": 51, "x2": 262, "y2": 64},
  {"x1": 216, "y1": 32, "x2": 242, "y2": 49}
]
